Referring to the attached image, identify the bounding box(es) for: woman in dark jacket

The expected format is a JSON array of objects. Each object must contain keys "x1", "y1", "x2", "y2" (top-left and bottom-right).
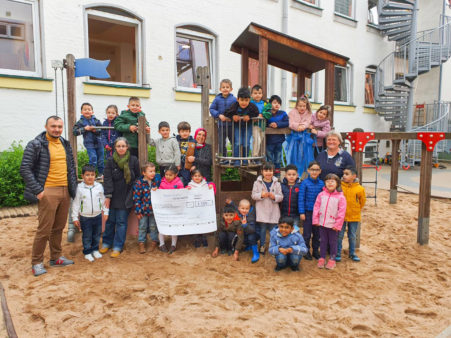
[
  {"x1": 187, "y1": 128, "x2": 212, "y2": 182},
  {"x1": 100, "y1": 137, "x2": 140, "y2": 257}
]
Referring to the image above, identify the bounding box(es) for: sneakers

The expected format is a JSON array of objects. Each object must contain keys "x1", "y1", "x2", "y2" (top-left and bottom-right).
[
  {"x1": 304, "y1": 252, "x2": 313, "y2": 260},
  {"x1": 220, "y1": 249, "x2": 227, "y2": 255},
  {"x1": 350, "y1": 254, "x2": 360, "y2": 262},
  {"x1": 193, "y1": 239, "x2": 201, "y2": 248},
  {"x1": 169, "y1": 245, "x2": 176, "y2": 254},
  {"x1": 49, "y1": 256, "x2": 74, "y2": 267},
  {"x1": 110, "y1": 250, "x2": 121, "y2": 258},
  {"x1": 202, "y1": 238, "x2": 208, "y2": 247},
  {"x1": 139, "y1": 242, "x2": 146, "y2": 254},
  {"x1": 274, "y1": 265, "x2": 284, "y2": 272},
  {"x1": 233, "y1": 160, "x2": 240, "y2": 167},
  {"x1": 335, "y1": 254, "x2": 341, "y2": 262},
  {"x1": 259, "y1": 246, "x2": 265, "y2": 254},
  {"x1": 149, "y1": 241, "x2": 158, "y2": 252},
  {"x1": 99, "y1": 246, "x2": 109, "y2": 254},
  {"x1": 159, "y1": 245, "x2": 168, "y2": 253},
  {"x1": 290, "y1": 265, "x2": 300, "y2": 271},
  {"x1": 317, "y1": 258, "x2": 325, "y2": 269},
  {"x1": 32, "y1": 263, "x2": 47, "y2": 277},
  {"x1": 325, "y1": 259, "x2": 336, "y2": 270},
  {"x1": 84, "y1": 254, "x2": 95, "y2": 262},
  {"x1": 92, "y1": 251, "x2": 102, "y2": 259},
  {"x1": 312, "y1": 250, "x2": 320, "y2": 260}
]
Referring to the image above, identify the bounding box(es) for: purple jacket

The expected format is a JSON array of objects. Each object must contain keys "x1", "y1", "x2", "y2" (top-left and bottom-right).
[
  {"x1": 311, "y1": 113, "x2": 331, "y2": 147},
  {"x1": 312, "y1": 188, "x2": 347, "y2": 230}
]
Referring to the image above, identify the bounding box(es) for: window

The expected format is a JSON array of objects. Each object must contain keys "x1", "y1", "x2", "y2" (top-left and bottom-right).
[
  {"x1": 176, "y1": 26, "x2": 214, "y2": 91},
  {"x1": 334, "y1": 65, "x2": 350, "y2": 103},
  {"x1": 86, "y1": 7, "x2": 142, "y2": 85},
  {"x1": 291, "y1": 73, "x2": 313, "y2": 99},
  {"x1": 335, "y1": 0, "x2": 354, "y2": 18},
  {"x1": 365, "y1": 68, "x2": 376, "y2": 106},
  {"x1": 298, "y1": 0, "x2": 319, "y2": 5},
  {"x1": 0, "y1": 0, "x2": 41, "y2": 76},
  {"x1": 368, "y1": 0, "x2": 378, "y2": 25}
]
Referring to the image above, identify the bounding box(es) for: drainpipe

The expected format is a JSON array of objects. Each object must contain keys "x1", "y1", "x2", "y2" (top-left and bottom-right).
[
  {"x1": 281, "y1": 0, "x2": 288, "y2": 108},
  {"x1": 438, "y1": 1, "x2": 446, "y2": 104},
  {"x1": 406, "y1": 0, "x2": 418, "y2": 131}
]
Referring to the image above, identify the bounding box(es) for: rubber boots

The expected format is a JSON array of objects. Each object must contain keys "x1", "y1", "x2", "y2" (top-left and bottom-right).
[{"x1": 251, "y1": 244, "x2": 260, "y2": 263}]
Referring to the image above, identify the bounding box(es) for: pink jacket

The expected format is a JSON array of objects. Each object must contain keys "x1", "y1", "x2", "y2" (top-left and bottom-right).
[
  {"x1": 251, "y1": 175, "x2": 283, "y2": 223},
  {"x1": 312, "y1": 188, "x2": 347, "y2": 230},
  {"x1": 159, "y1": 176, "x2": 184, "y2": 189},
  {"x1": 311, "y1": 113, "x2": 331, "y2": 147},
  {"x1": 288, "y1": 108, "x2": 312, "y2": 131}
]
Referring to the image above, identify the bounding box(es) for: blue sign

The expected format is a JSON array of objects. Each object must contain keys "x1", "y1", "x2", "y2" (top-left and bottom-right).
[{"x1": 75, "y1": 58, "x2": 110, "y2": 79}]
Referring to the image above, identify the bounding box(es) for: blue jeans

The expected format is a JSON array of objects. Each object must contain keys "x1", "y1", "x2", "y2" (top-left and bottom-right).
[
  {"x1": 218, "y1": 121, "x2": 233, "y2": 157},
  {"x1": 275, "y1": 253, "x2": 301, "y2": 269},
  {"x1": 337, "y1": 221, "x2": 358, "y2": 257},
  {"x1": 80, "y1": 214, "x2": 102, "y2": 255},
  {"x1": 266, "y1": 143, "x2": 283, "y2": 169},
  {"x1": 256, "y1": 222, "x2": 276, "y2": 247},
  {"x1": 138, "y1": 214, "x2": 158, "y2": 243},
  {"x1": 243, "y1": 232, "x2": 257, "y2": 247},
  {"x1": 102, "y1": 208, "x2": 128, "y2": 251},
  {"x1": 302, "y1": 211, "x2": 320, "y2": 252},
  {"x1": 87, "y1": 146, "x2": 105, "y2": 175},
  {"x1": 233, "y1": 123, "x2": 252, "y2": 161}
]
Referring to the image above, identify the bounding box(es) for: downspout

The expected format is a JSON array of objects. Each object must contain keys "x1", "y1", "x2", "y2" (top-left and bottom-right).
[
  {"x1": 438, "y1": 1, "x2": 446, "y2": 104},
  {"x1": 406, "y1": 0, "x2": 418, "y2": 131},
  {"x1": 281, "y1": 0, "x2": 288, "y2": 108}
]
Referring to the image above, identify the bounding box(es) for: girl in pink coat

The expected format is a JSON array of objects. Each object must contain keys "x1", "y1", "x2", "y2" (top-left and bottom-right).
[
  {"x1": 310, "y1": 105, "x2": 332, "y2": 157},
  {"x1": 288, "y1": 96, "x2": 312, "y2": 132},
  {"x1": 312, "y1": 173, "x2": 346, "y2": 270},
  {"x1": 157, "y1": 165, "x2": 184, "y2": 254}
]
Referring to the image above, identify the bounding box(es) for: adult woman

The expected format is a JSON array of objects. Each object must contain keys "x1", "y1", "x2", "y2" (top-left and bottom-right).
[
  {"x1": 100, "y1": 137, "x2": 140, "y2": 257},
  {"x1": 315, "y1": 130, "x2": 355, "y2": 181},
  {"x1": 187, "y1": 128, "x2": 212, "y2": 182}
]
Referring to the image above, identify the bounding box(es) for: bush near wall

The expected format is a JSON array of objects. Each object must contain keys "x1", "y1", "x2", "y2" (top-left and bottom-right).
[{"x1": 0, "y1": 142, "x2": 27, "y2": 207}]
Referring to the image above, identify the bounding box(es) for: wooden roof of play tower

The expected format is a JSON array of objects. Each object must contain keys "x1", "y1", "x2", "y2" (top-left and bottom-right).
[{"x1": 230, "y1": 22, "x2": 349, "y2": 124}]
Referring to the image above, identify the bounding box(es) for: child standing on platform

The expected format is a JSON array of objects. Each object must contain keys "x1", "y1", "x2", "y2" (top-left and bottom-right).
[
  {"x1": 298, "y1": 161, "x2": 324, "y2": 260},
  {"x1": 251, "y1": 162, "x2": 283, "y2": 255},
  {"x1": 72, "y1": 165, "x2": 108, "y2": 262},
  {"x1": 133, "y1": 162, "x2": 161, "y2": 254},
  {"x1": 251, "y1": 84, "x2": 265, "y2": 160},
  {"x1": 288, "y1": 96, "x2": 312, "y2": 132},
  {"x1": 101, "y1": 105, "x2": 121, "y2": 159},
  {"x1": 310, "y1": 105, "x2": 331, "y2": 157},
  {"x1": 73, "y1": 103, "x2": 104, "y2": 178},
  {"x1": 337, "y1": 167, "x2": 366, "y2": 262},
  {"x1": 176, "y1": 121, "x2": 195, "y2": 186},
  {"x1": 312, "y1": 173, "x2": 346, "y2": 270},
  {"x1": 157, "y1": 165, "x2": 184, "y2": 254},
  {"x1": 150, "y1": 121, "x2": 181, "y2": 177}
]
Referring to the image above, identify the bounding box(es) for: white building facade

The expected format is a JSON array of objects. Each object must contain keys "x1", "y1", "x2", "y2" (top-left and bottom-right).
[{"x1": 0, "y1": 0, "x2": 449, "y2": 150}]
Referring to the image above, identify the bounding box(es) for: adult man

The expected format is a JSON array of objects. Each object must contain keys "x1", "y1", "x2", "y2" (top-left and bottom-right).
[{"x1": 20, "y1": 116, "x2": 78, "y2": 276}]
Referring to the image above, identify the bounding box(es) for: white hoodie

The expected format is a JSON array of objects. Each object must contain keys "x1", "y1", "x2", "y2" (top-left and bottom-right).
[{"x1": 72, "y1": 181, "x2": 109, "y2": 221}]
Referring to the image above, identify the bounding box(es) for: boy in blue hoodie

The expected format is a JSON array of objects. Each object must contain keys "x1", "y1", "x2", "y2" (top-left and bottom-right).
[
  {"x1": 269, "y1": 216, "x2": 308, "y2": 271},
  {"x1": 265, "y1": 95, "x2": 288, "y2": 177},
  {"x1": 209, "y1": 79, "x2": 236, "y2": 160},
  {"x1": 280, "y1": 164, "x2": 301, "y2": 229}
]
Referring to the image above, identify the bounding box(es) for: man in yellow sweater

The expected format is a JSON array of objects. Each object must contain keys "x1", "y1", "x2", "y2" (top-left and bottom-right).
[{"x1": 20, "y1": 116, "x2": 78, "y2": 276}]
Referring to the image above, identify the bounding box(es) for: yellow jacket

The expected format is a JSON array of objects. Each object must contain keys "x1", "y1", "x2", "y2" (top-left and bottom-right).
[{"x1": 341, "y1": 181, "x2": 366, "y2": 222}]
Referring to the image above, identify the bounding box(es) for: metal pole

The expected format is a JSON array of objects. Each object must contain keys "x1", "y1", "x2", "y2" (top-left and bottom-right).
[
  {"x1": 281, "y1": 0, "x2": 288, "y2": 108},
  {"x1": 406, "y1": 0, "x2": 418, "y2": 132}
]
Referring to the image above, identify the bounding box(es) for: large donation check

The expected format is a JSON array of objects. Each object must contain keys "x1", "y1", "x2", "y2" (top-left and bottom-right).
[{"x1": 152, "y1": 186, "x2": 217, "y2": 236}]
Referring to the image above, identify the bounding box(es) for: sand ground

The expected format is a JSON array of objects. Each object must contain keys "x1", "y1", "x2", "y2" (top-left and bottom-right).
[{"x1": 0, "y1": 190, "x2": 450, "y2": 337}]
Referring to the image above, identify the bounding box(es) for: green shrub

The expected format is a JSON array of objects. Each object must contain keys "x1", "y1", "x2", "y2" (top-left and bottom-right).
[
  {"x1": 76, "y1": 149, "x2": 90, "y2": 178},
  {"x1": 221, "y1": 168, "x2": 240, "y2": 181},
  {"x1": 0, "y1": 142, "x2": 28, "y2": 207}
]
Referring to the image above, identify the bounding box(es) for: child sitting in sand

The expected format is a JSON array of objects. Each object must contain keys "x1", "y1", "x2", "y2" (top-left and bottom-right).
[{"x1": 212, "y1": 205, "x2": 243, "y2": 261}]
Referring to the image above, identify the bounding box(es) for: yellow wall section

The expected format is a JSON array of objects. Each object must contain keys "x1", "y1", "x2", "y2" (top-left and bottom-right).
[
  {"x1": 0, "y1": 76, "x2": 53, "y2": 91},
  {"x1": 83, "y1": 83, "x2": 151, "y2": 98},
  {"x1": 288, "y1": 100, "x2": 356, "y2": 112},
  {"x1": 175, "y1": 91, "x2": 216, "y2": 103},
  {"x1": 363, "y1": 107, "x2": 377, "y2": 114}
]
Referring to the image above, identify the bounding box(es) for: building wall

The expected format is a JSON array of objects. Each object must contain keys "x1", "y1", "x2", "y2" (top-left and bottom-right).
[{"x1": 0, "y1": 0, "x2": 428, "y2": 150}]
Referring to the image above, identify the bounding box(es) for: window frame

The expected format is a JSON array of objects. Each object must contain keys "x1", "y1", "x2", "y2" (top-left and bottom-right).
[
  {"x1": 290, "y1": 73, "x2": 315, "y2": 101},
  {"x1": 334, "y1": 64, "x2": 351, "y2": 105},
  {"x1": 334, "y1": 0, "x2": 356, "y2": 20},
  {"x1": 364, "y1": 68, "x2": 376, "y2": 107},
  {"x1": 0, "y1": 0, "x2": 42, "y2": 77},
  {"x1": 174, "y1": 27, "x2": 215, "y2": 93},
  {"x1": 84, "y1": 8, "x2": 143, "y2": 86},
  {"x1": 296, "y1": 0, "x2": 320, "y2": 6}
]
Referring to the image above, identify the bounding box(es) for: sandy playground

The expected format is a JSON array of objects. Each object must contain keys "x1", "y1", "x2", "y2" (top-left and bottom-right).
[{"x1": 0, "y1": 190, "x2": 450, "y2": 337}]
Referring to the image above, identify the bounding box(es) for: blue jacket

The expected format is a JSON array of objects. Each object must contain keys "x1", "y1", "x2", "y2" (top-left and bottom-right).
[
  {"x1": 298, "y1": 176, "x2": 324, "y2": 214},
  {"x1": 228, "y1": 201, "x2": 256, "y2": 234},
  {"x1": 101, "y1": 118, "x2": 121, "y2": 152},
  {"x1": 251, "y1": 99, "x2": 265, "y2": 113},
  {"x1": 316, "y1": 149, "x2": 355, "y2": 181},
  {"x1": 209, "y1": 93, "x2": 237, "y2": 121},
  {"x1": 73, "y1": 115, "x2": 102, "y2": 148},
  {"x1": 269, "y1": 227, "x2": 308, "y2": 256},
  {"x1": 280, "y1": 177, "x2": 301, "y2": 217},
  {"x1": 266, "y1": 110, "x2": 288, "y2": 145},
  {"x1": 132, "y1": 175, "x2": 161, "y2": 216}
]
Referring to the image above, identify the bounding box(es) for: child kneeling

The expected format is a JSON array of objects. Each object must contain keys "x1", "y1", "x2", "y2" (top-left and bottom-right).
[
  {"x1": 212, "y1": 205, "x2": 243, "y2": 261},
  {"x1": 269, "y1": 216, "x2": 308, "y2": 271}
]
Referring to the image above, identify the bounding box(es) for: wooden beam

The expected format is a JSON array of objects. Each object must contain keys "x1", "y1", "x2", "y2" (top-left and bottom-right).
[
  {"x1": 241, "y1": 48, "x2": 249, "y2": 87},
  {"x1": 195, "y1": 66, "x2": 211, "y2": 125},
  {"x1": 258, "y1": 36, "x2": 268, "y2": 100},
  {"x1": 418, "y1": 143, "x2": 432, "y2": 245},
  {"x1": 296, "y1": 69, "x2": 306, "y2": 98},
  {"x1": 324, "y1": 61, "x2": 335, "y2": 127},
  {"x1": 138, "y1": 116, "x2": 147, "y2": 168},
  {"x1": 389, "y1": 139, "x2": 400, "y2": 204},
  {"x1": 65, "y1": 54, "x2": 78, "y2": 176},
  {"x1": 242, "y1": 48, "x2": 303, "y2": 74},
  {"x1": 248, "y1": 24, "x2": 348, "y2": 66},
  {"x1": 0, "y1": 282, "x2": 18, "y2": 338}
]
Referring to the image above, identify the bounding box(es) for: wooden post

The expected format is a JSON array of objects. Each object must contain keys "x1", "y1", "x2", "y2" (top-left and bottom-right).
[
  {"x1": 389, "y1": 139, "x2": 400, "y2": 204},
  {"x1": 296, "y1": 69, "x2": 306, "y2": 98},
  {"x1": 352, "y1": 150, "x2": 363, "y2": 248},
  {"x1": 65, "y1": 54, "x2": 77, "y2": 174},
  {"x1": 324, "y1": 61, "x2": 335, "y2": 127},
  {"x1": 418, "y1": 143, "x2": 432, "y2": 245},
  {"x1": 138, "y1": 116, "x2": 147, "y2": 168},
  {"x1": 258, "y1": 36, "x2": 268, "y2": 100},
  {"x1": 196, "y1": 66, "x2": 211, "y2": 126},
  {"x1": 241, "y1": 48, "x2": 249, "y2": 88}
]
